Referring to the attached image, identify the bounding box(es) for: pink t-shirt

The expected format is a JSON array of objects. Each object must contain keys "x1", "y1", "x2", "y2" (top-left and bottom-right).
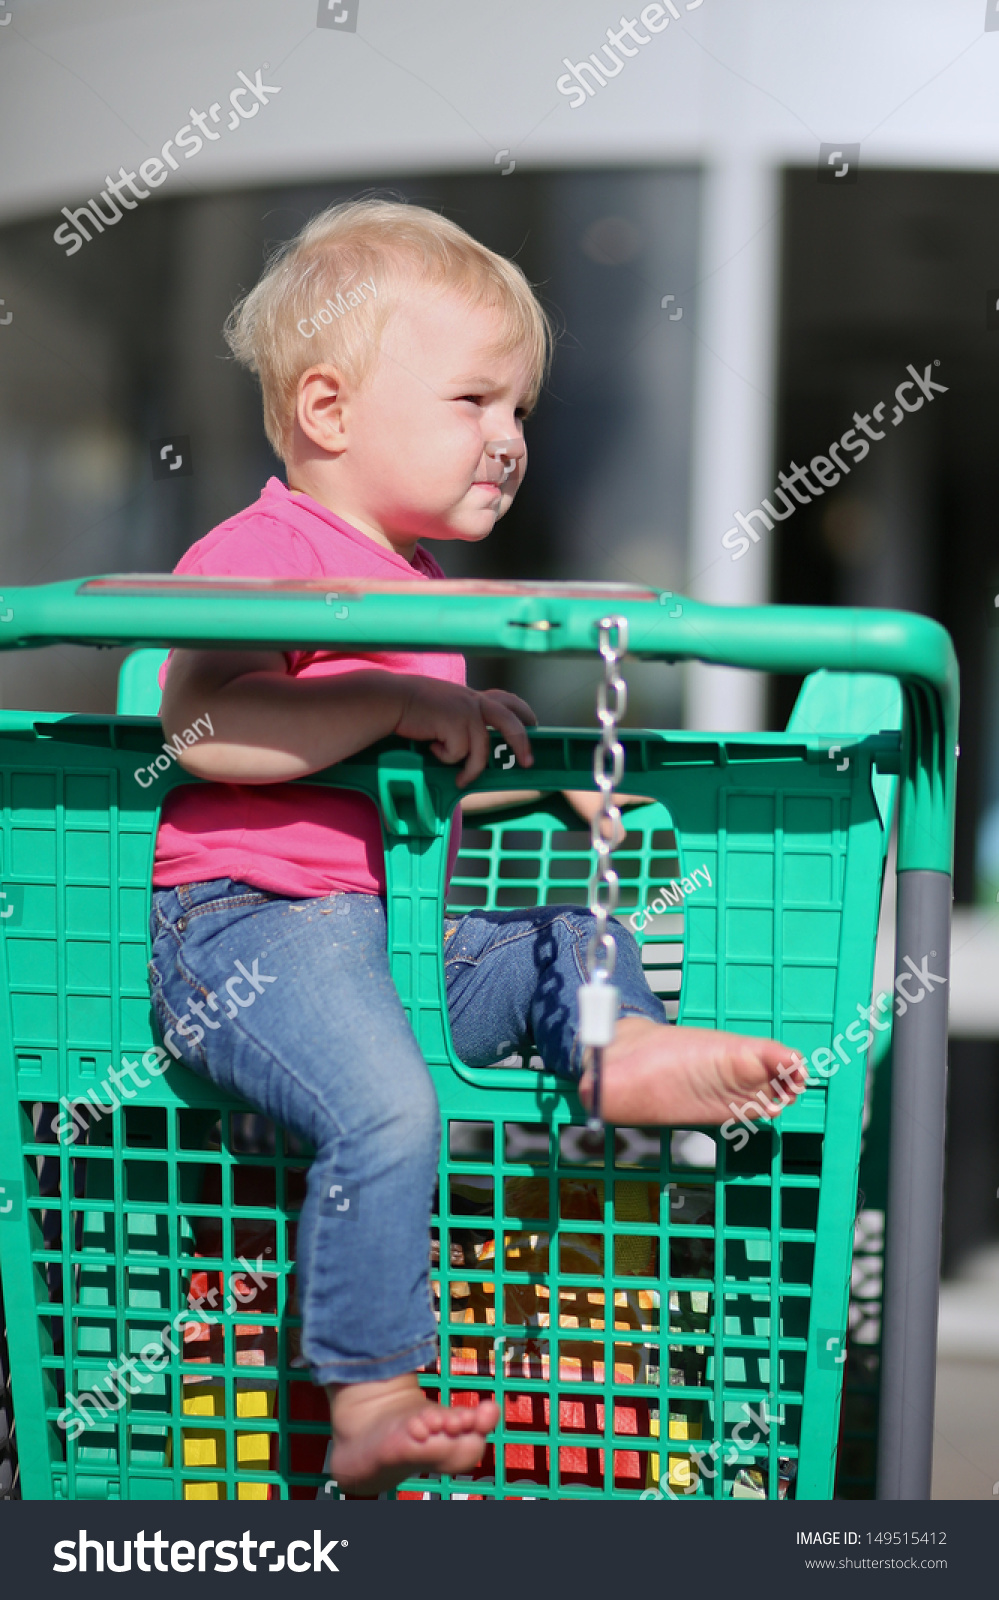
[{"x1": 152, "y1": 477, "x2": 466, "y2": 898}]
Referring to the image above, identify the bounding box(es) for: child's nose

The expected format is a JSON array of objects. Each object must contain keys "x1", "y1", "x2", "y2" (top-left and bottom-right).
[{"x1": 484, "y1": 437, "x2": 526, "y2": 483}]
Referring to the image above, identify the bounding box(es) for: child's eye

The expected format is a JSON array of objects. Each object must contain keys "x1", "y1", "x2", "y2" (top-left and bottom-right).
[{"x1": 455, "y1": 394, "x2": 530, "y2": 422}]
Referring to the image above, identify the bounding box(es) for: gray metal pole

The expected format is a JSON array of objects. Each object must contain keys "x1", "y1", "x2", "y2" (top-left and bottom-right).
[{"x1": 876, "y1": 868, "x2": 952, "y2": 1500}]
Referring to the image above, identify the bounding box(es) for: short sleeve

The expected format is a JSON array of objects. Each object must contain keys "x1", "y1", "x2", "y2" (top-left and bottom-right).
[{"x1": 157, "y1": 518, "x2": 325, "y2": 690}]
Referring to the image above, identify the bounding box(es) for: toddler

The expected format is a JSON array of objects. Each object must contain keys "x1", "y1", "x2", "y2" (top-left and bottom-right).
[{"x1": 148, "y1": 199, "x2": 804, "y2": 1496}]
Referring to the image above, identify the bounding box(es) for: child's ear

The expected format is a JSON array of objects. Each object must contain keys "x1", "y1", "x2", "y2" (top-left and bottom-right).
[{"x1": 296, "y1": 364, "x2": 347, "y2": 454}]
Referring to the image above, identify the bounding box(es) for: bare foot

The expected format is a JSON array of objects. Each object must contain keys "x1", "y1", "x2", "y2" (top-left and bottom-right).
[
  {"x1": 326, "y1": 1374, "x2": 499, "y2": 1497},
  {"x1": 579, "y1": 1016, "x2": 807, "y2": 1127}
]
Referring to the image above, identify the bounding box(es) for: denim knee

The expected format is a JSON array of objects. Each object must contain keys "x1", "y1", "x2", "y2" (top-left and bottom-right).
[
  {"x1": 308, "y1": 1052, "x2": 441, "y2": 1177},
  {"x1": 447, "y1": 901, "x2": 669, "y2": 1081}
]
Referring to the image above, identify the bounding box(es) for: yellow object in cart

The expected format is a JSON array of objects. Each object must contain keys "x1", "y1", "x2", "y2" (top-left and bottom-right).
[{"x1": 180, "y1": 1383, "x2": 275, "y2": 1499}]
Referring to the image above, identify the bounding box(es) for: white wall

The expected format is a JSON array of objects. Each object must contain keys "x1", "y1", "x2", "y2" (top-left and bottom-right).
[{"x1": 4, "y1": 0, "x2": 999, "y2": 225}]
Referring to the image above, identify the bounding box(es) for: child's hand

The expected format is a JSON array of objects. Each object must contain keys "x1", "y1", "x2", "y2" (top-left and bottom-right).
[
  {"x1": 563, "y1": 789, "x2": 654, "y2": 844},
  {"x1": 394, "y1": 680, "x2": 537, "y2": 788}
]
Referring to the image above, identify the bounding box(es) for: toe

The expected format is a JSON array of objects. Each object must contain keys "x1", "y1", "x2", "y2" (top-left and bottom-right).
[{"x1": 407, "y1": 1411, "x2": 433, "y2": 1442}]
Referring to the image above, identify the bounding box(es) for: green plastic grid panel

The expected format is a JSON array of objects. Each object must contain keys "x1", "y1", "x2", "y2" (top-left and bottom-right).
[
  {"x1": 18, "y1": 1103, "x2": 309, "y2": 1501},
  {"x1": 450, "y1": 809, "x2": 684, "y2": 1026},
  {"x1": 833, "y1": 1028, "x2": 892, "y2": 1500},
  {"x1": 785, "y1": 669, "x2": 901, "y2": 1502},
  {"x1": 0, "y1": 716, "x2": 897, "y2": 1499}
]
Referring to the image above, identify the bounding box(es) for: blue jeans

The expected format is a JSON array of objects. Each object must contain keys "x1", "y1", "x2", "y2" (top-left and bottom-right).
[{"x1": 147, "y1": 878, "x2": 667, "y2": 1386}]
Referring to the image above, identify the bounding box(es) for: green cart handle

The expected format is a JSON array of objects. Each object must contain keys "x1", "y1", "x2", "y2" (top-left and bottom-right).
[
  {"x1": 0, "y1": 576, "x2": 957, "y2": 869},
  {"x1": 0, "y1": 575, "x2": 958, "y2": 1500}
]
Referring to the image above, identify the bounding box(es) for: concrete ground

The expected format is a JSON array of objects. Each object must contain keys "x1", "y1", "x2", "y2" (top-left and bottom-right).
[
  {"x1": 932, "y1": 1360, "x2": 999, "y2": 1498},
  {"x1": 931, "y1": 1246, "x2": 999, "y2": 1499}
]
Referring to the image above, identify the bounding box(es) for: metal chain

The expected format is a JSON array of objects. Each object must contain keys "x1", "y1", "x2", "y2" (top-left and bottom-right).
[{"x1": 584, "y1": 615, "x2": 629, "y2": 1129}]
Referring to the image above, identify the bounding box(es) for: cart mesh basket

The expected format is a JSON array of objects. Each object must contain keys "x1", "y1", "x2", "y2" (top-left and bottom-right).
[{"x1": 0, "y1": 578, "x2": 956, "y2": 1501}]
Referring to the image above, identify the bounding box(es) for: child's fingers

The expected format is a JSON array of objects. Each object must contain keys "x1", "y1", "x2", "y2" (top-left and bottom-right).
[
  {"x1": 454, "y1": 714, "x2": 492, "y2": 788},
  {"x1": 482, "y1": 689, "x2": 538, "y2": 726},
  {"x1": 478, "y1": 695, "x2": 535, "y2": 769},
  {"x1": 432, "y1": 718, "x2": 476, "y2": 773}
]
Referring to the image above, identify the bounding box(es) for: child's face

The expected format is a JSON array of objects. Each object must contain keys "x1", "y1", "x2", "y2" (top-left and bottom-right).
[{"x1": 302, "y1": 286, "x2": 533, "y2": 553}]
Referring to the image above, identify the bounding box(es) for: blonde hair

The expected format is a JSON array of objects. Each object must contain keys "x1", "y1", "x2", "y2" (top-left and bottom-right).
[{"x1": 224, "y1": 197, "x2": 555, "y2": 461}]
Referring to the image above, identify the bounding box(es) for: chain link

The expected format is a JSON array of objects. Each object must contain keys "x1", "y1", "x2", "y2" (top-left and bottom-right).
[
  {"x1": 586, "y1": 616, "x2": 628, "y2": 977},
  {"x1": 584, "y1": 616, "x2": 628, "y2": 1129}
]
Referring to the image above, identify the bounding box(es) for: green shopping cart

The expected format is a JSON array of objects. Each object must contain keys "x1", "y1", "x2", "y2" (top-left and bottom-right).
[{"x1": 0, "y1": 576, "x2": 956, "y2": 1501}]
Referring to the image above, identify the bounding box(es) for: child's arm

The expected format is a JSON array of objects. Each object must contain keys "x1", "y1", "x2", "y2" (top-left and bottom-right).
[
  {"x1": 160, "y1": 648, "x2": 536, "y2": 787},
  {"x1": 459, "y1": 789, "x2": 551, "y2": 814},
  {"x1": 559, "y1": 790, "x2": 654, "y2": 824},
  {"x1": 461, "y1": 790, "x2": 652, "y2": 817},
  {"x1": 461, "y1": 788, "x2": 653, "y2": 847}
]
